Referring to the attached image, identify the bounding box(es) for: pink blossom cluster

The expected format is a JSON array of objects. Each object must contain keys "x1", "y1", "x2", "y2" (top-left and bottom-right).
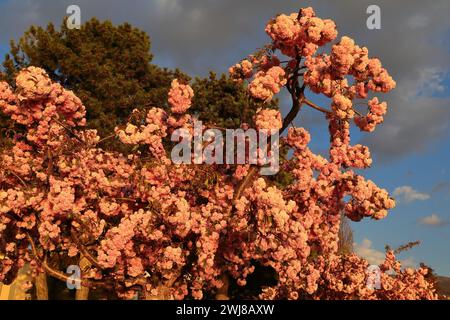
[
  {"x1": 299, "y1": 39, "x2": 395, "y2": 130},
  {"x1": 229, "y1": 177, "x2": 310, "y2": 291},
  {"x1": 355, "y1": 97, "x2": 388, "y2": 132},
  {"x1": 332, "y1": 94, "x2": 354, "y2": 120},
  {"x1": 0, "y1": 67, "x2": 86, "y2": 149},
  {"x1": 252, "y1": 55, "x2": 281, "y2": 72},
  {"x1": 303, "y1": 36, "x2": 395, "y2": 127},
  {"x1": 314, "y1": 252, "x2": 438, "y2": 300},
  {"x1": 229, "y1": 54, "x2": 284, "y2": 103},
  {"x1": 15, "y1": 66, "x2": 53, "y2": 101},
  {"x1": 343, "y1": 175, "x2": 395, "y2": 221},
  {"x1": 38, "y1": 220, "x2": 61, "y2": 251},
  {"x1": 265, "y1": 7, "x2": 337, "y2": 58},
  {"x1": 253, "y1": 108, "x2": 283, "y2": 132},
  {"x1": 167, "y1": 79, "x2": 194, "y2": 114},
  {"x1": 248, "y1": 66, "x2": 287, "y2": 102},
  {"x1": 329, "y1": 118, "x2": 373, "y2": 169},
  {"x1": 229, "y1": 59, "x2": 254, "y2": 83},
  {"x1": 329, "y1": 36, "x2": 396, "y2": 94},
  {"x1": 116, "y1": 107, "x2": 168, "y2": 158},
  {"x1": 286, "y1": 127, "x2": 311, "y2": 150}
]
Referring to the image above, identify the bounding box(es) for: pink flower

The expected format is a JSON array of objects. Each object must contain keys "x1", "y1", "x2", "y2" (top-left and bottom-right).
[
  {"x1": 15, "y1": 67, "x2": 52, "y2": 101},
  {"x1": 248, "y1": 66, "x2": 287, "y2": 102},
  {"x1": 254, "y1": 108, "x2": 282, "y2": 132},
  {"x1": 229, "y1": 59, "x2": 254, "y2": 82},
  {"x1": 286, "y1": 127, "x2": 311, "y2": 150},
  {"x1": 168, "y1": 79, "x2": 194, "y2": 114},
  {"x1": 127, "y1": 257, "x2": 144, "y2": 277},
  {"x1": 355, "y1": 97, "x2": 388, "y2": 132},
  {"x1": 265, "y1": 14, "x2": 301, "y2": 45},
  {"x1": 332, "y1": 94, "x2": 354, "y2": 119}
]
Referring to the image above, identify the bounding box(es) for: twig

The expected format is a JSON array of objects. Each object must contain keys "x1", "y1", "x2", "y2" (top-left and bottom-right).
[
  {"x1": 97, "y1": 134, "x2": 116, "y2": 144},
  {"x1": 352, "y1": 108, "x2": 364, "y2": 117},
  {"x1": 233, "y1": 166, "x2": 258, "y2": 202},
  {"x1": 303, "y1": 99, "x2": 332, "y2": 115},
  {"x1": 6, "y1": 170, "x2": 27, "y2": 188},
  {"x1": 52, "y1": 118, "x2": 84, "y2": 143}
]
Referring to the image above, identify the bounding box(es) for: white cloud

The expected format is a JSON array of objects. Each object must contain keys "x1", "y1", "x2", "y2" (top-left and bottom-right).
[
  {"x1": 417, "y1": 68, "x2": 447, "y2": 96},
  {"x1": 393, "y1": 186, "x2": 430, "y2": 203},
  {"x1": 354, "y1": 238, "x2": 417, "y2": 268},
  {"x1": 420, "y1": 214, "x2": 449, "y2": 227},
  {"x1": 354, "y1": 239, "x2": 385, "y2": 265}
]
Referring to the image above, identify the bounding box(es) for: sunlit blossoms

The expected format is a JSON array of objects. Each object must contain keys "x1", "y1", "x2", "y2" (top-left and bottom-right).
[
  {"x1": 0, "y1": 5, "x2": 438, "y2": 301},
  {"x1": 229, "y1": 59, "x2": 254, "y2": 82},
  {"x1": 254, "y1": 108, "x2": 282, "y2": 132},
  {"x1": 168, "y1": 79, "x2": 194, "y2": 114},
  {"x1": 248, "y1": 66, "x2": 287, "y2": 102},
  {"x1": 355, "y1": 97, "x2": 388, "y2": 132},
  {"x1": 265, "y1": 7, "x2": 337, "y2": 58}
]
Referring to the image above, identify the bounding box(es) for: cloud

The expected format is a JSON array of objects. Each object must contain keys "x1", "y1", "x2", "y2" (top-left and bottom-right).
[
  {"x1": 354, "y1": 238, "x2": 417, "y2": 268},
  {"x1": 416, "y1": 68, "x2": 447, "y2": 96},
  {"x1": 420, "y1": 214, "x2": 449, "y2": 227},
  {"x1": 393, "y1": 186, "x2": 430, "y2": 203},
  {"x1": 1, "y1": 0, "x2": 450, "y2": 161},
  {"x1": 354, "y1": 238, "x2": 386, "y2": 265},
  {"x1": 406, "y1": 14, "x2": 429, "y2": 29}
]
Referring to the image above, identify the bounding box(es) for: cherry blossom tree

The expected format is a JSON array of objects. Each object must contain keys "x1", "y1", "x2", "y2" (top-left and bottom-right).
[{"x1": 0, "y1": 7, "x2": 437, "y2": 300}]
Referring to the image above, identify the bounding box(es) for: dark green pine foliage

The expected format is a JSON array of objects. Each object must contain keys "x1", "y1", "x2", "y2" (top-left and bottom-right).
[
  {"x1": 191, "y1": 71, "x2": 278, "y2": 129},
  {"x1": 2, "y1": 18, "x2": 186, "y2": 150}
]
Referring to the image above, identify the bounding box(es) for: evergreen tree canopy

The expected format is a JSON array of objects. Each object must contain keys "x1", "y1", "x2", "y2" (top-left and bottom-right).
[{"x1": 2, "y1": 18, "x2": 185, "y2": 149}]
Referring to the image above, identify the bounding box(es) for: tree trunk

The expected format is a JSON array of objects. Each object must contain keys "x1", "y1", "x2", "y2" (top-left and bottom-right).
[
  {"x1": 338, "y1": 214, "x2": 354, "y2": 254},
  {"x1": 35, "y1": 272, "x2": 48, "y2": 300},
  {"x1": 75, "y1": 256, "x2": 90, "y2": 300},
  {"x1": 144, "y1": 286, "x2": 172, "y2": 300},
  {"x1": 215, "y1": 274, "x2": 230, "y2": 300}
]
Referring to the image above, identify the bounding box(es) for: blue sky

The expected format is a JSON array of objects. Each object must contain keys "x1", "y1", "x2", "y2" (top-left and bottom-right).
[{"x1": 0, "y1": 0, "x2": 449, "y2": 276}]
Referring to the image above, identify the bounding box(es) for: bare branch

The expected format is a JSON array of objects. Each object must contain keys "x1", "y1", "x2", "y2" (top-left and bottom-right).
[
  {"x1": 304, "y1": 98, "x2": 332, "y2": 115},
  {"x1": 70, "y1": 228, "x2": 104, "y2": 270}
]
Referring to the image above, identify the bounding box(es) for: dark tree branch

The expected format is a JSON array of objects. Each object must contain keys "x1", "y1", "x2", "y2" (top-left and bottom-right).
[{"x1": 70, "y1": 228, "x2": 104, "y2": 270}]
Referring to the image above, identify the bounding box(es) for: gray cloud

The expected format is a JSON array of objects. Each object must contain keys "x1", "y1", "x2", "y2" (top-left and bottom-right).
[{"x1": 1, "y1": 0, "x2": 449, "y2": 161}]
